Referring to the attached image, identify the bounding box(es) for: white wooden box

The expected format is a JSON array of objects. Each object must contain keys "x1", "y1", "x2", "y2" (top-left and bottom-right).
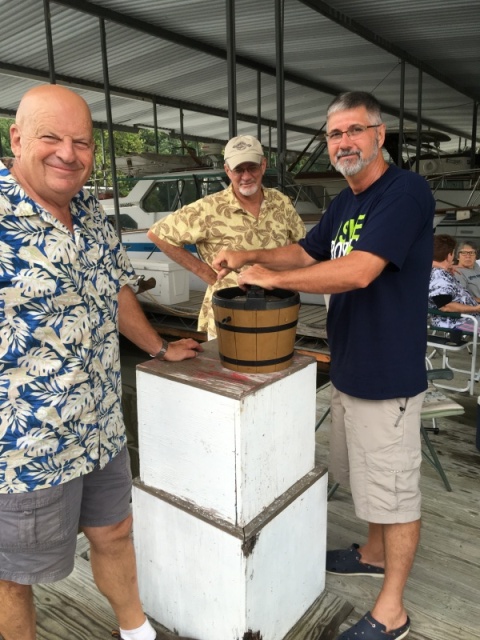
[
  {"x1": 131, "y1": 258, "x2": 189, "y2": 305},
  {"x1": 133, "y1": 467, "x2": 327, "y2": 640},
  {"x1": 136, "y1": 342, "x2": 317, "y2": 525}
]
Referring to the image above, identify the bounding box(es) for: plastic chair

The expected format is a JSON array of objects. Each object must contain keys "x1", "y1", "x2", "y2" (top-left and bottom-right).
[
  {"x1": 420, "y1": 369, "x2": 465, "y2": 491},
  {"x1": 426, "y1": 309, "x2": 479, "y2": 395}
]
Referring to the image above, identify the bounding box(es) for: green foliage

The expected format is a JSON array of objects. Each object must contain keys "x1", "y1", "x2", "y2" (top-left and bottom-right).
[
  {"x1": 91, "y1": 129, "x2": 196, "y2": 195},
  {"x1": 0, "y1": 118, "x2": 14, "y2": 157},
  {"x1": 0, "y1": 116, "x2": 202, "y2": 196}
]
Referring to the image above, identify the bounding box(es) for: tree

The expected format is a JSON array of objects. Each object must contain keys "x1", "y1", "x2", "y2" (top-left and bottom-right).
[
  {"x1": 0, "y1": 118, "x2": 14, "y2": 157},
  {"x1": 0, "y1": 116, "x2": 202, "y2": 196},
  {"x1": 91, "y1": 128, "x2": 202, "y2": 195}
]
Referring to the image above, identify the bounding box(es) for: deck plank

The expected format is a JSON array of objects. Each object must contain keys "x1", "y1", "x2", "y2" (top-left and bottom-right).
[
  {"x1": 283, "y1": 591, "x2": 353, "y2": 640},
  {"x1": 315, "y1": 382, "x2": 480, "y2": 640},
  {"x1": 142, "y1": 296, "x2": 329, "y2": 343},
  {"x1": 34, "y1": 555, "x2": 116, "y2": 640}
]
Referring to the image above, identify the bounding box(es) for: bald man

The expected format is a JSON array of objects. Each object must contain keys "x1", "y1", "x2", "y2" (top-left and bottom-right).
[{"x1": 0, "y1": 85, "x2": 201, "y2": 640}]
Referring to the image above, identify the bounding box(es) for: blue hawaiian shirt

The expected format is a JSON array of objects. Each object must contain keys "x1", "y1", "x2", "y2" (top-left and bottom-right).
[{"x1": 0, "y1": 160, "x2": 135, "y2": 493}]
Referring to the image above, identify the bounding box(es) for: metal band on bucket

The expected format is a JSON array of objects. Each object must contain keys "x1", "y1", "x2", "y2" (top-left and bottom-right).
[
  {"x1": 215, "y1": 319, "x2": 298, "y2": 333},
  {"x1": 219, "y1": 351, "x2": 294, "y2": 368}
]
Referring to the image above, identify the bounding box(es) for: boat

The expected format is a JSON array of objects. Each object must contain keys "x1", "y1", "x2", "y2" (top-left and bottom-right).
[
  {"x1": 114, "y1": 151, "x2": 220, "y2": 178},
  {"x1": 101, "y1": 166, "x2": 325, "y2": 308},
  {"x1": 295, "y1": 167, "x2": 480, "y2": 226},
  {"x1": 292, "y1": 128, "x2": 480, "y2": 227}
]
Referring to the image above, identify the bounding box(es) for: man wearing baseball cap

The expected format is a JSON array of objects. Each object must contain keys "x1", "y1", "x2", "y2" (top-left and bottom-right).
[
  {"x1": 147, "y1": 135, "x2": 305, "y2": 338},
  {"x1": 223, "y1": 134, "x2": 264, "y2": 167}
]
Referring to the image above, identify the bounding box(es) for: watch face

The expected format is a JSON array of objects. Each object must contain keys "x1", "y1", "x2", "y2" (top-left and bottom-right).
[
  {"x1": 155, "y1": 339, "x2": 169, "y2": 360},
  {"x1": 150, "y1": 339, "x2": 168, "y2": 359}
]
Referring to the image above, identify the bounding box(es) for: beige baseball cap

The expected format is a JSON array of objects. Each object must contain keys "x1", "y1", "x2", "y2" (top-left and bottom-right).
[{"x1": 224, "y1": 135, "x2": 264, "y2": 169}]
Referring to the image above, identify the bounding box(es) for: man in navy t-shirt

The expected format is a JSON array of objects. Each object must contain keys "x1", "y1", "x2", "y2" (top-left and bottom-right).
[{"x1": 214, "y1": 91, "x2": 435, "y2": 640}]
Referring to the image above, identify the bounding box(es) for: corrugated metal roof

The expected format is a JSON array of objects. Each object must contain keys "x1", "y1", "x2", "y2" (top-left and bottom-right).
[{"x1": 0, "y1": 0, "x2": 478, "y2": 154}]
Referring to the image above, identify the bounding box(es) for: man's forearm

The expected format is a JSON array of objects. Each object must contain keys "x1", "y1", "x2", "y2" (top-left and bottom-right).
[
  {"x1": 118, "y1": 284, "x2": 165, "y2": 354},
  {"x1": 213, "y1": 243, "x2": 311, "y2": 275},
  {"x1": 251, "y1": 244, "x2": 311, "y2": 269},
  {"x1": 118, "y1": 284, "x2": 202, "y2": 362},
  {"x1": 238, "y1": 250, "x2": 389, "y2": 294},
  {"x1": 146, "y1": 231, "x2": 216, "y2": 285}
]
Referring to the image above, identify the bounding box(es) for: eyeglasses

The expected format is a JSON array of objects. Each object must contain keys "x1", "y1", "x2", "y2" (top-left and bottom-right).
[
  {"x1": 324, "y1": 124, "x2": 381, "y2": 143},
  {"x1": 230, "y1": 164, "x2": 262, "y2": 176},
  {"x1": 458, "y1": 250, "x2": 477, "y2": 256}
]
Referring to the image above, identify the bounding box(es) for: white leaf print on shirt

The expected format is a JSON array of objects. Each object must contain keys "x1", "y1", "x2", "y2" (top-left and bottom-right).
[
  {"x1": 0, "y1": 240, "x2": 15, "y2": 276},
  {"x1": 45, "y1": 233, "x2": 77, "y2": 264},
  {"x1": 18, "y1": 246, "x2": 59, "y2": 275},
  {"x1": 12, "y1": 267, "x2": 57, "y2": 297},
  {"x1": 16, "y1": 427, "x2": 60, "y2": 456},
  {"x1": 17, "y1": 347, "x2": 62, "y2": 376},
  {"x1": 59, "y1": 307, "x2": 90, "y2": 344}
]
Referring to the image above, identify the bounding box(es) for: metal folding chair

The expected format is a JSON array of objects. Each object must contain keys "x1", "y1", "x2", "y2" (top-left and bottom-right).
[
  {"x1": 420, "y1": 369, "x2": 465, "y2": 491},
  {"x1": 426, "y1": 309, "x2": 479, "y2": 395}
]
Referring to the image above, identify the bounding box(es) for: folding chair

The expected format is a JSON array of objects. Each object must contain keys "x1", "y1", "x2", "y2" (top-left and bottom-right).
[
  {"x1": 427, "y1": 309, "x2": 479, "y2": 395},
  {"x1": 421, "y1": 369, "x2": 465, "y2": 491}
]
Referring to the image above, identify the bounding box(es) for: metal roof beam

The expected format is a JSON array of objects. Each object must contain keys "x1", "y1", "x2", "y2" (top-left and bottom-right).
[
  {"x1": 298, "y1": 0, "x2": 479, "y2": 103},
  {"x1": 50, "y1": 0, "x2": 476, "y2": 140},
  {"x1": 52, "y1": 0, "x2": 342, "y2": 99},
  {"x1": 0, "y1": 59, "x2": 470, "y2": 141},
  {"x1": 0, "y1": 62, "x2": 317, "y2": 137}
]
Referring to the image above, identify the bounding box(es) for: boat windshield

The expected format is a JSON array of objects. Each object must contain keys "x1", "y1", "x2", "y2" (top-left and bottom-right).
[
  {"x1": 142, "y1": 174, "x2": 227, "y2": 212},
  {"x1": 140, "y1": 170, "x2": 322, "y2": 213}
]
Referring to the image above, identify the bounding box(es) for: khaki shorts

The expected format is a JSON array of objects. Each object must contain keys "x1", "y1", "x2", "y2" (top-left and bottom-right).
[
  {"x1": 329, "y1": 385, "x2": 424, "y2": 524},
  {"x1": 0, "y1": 447, "x2": 132, "y2": 585}
]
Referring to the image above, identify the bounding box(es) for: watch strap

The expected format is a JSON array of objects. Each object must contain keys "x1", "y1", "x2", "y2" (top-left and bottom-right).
[{"x1": 149, "y1": 338, "x2": 169, "y2": 360}]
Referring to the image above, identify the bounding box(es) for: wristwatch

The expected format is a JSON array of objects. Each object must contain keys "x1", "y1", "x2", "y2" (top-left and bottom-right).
[{"x1": 149, "y1": 338, "x2": 169, "y2": 360}]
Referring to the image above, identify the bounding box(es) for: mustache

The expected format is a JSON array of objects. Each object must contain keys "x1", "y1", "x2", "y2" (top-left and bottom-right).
[
  {"x1": 46, "y1": 160, "x2": 84, "y2": 170},
  {"x1": 335, "y1": 149, "x2": 361, "y2": 160}
]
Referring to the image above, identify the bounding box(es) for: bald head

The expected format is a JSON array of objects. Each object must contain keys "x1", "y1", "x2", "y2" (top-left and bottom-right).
[
  {"x1": 15, "y1": 84, "x2": 93, "y2": 131},
  {"x1": 9, "y1": 84, "x2": 95, "y2": 212}
]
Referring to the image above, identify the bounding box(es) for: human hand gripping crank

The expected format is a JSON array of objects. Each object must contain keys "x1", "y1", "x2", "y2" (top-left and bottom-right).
[{"x1": 213, "y1": 249, "x2": 279, "y2": 290}]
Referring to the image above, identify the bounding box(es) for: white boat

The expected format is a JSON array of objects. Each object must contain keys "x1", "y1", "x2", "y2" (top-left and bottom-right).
[
  {"x1": 295, "y1": 167, "x2": 480, "y2": 228},
  {"x1": 293, "y1": 128, "x2": 480, "y2": 218},
  {"x1": 102, "y1": 167, "x2": 325, "y2": 307},
  {"x1": 115, "y1": 152, "x2": 216, "y2": 177}
]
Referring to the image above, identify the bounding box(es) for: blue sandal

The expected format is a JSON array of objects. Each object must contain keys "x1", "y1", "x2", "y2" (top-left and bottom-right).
[
  {"x1": 326, "y1": 543, "x2": 385, "y2": 577},
  {"x1": 338, "y1": 611, "x2": 410, "y2": 639}
]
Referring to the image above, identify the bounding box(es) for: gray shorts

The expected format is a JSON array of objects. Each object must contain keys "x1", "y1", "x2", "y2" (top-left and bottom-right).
[
  {"x1": 0, "y1": 447, "x2": 132, "y2": 585},
  {"x1": 329, "y1": 384, "x2": 424, "y2": 524}
]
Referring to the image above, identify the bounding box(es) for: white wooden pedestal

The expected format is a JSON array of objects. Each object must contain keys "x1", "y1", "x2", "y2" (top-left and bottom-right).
[{"x1": 133, "y1": 341, "x2": 327, "y2": 640}]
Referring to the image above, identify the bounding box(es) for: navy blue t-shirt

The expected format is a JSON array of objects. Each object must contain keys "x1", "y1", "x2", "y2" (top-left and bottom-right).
[{"x1": 299, "y1": 164, "x2": 435, "y2": 400}]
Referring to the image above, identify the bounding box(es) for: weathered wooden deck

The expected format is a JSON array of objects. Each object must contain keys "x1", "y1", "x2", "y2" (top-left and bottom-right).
[
  {"x1": 315, "y1": 382, "x2": 480, "y2": 640},
  {"x1": 26, "y1": 337, "x2": 480, "y2": 640}
]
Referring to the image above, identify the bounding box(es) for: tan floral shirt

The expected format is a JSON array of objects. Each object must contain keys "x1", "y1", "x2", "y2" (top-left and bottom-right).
[{"x1": 149, "y1": 184, "x2": 306, "y2": 335}]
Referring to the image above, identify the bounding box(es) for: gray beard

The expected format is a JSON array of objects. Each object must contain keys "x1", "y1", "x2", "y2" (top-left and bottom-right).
[
  {"x1": 238, "y1": 183, "x2": 259, "y2": 197},
  {"x1": 333, "y1": 138, "x2": 379, "y2": 177}
]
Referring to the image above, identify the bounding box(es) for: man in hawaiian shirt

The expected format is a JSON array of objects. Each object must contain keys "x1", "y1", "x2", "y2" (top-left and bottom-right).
[
  {"x1": 147, "y1": 135, "x2": 305, "y2": 338},
  {"x1": 0, "y1": 84, "x2": 201, "y2": 640}
]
